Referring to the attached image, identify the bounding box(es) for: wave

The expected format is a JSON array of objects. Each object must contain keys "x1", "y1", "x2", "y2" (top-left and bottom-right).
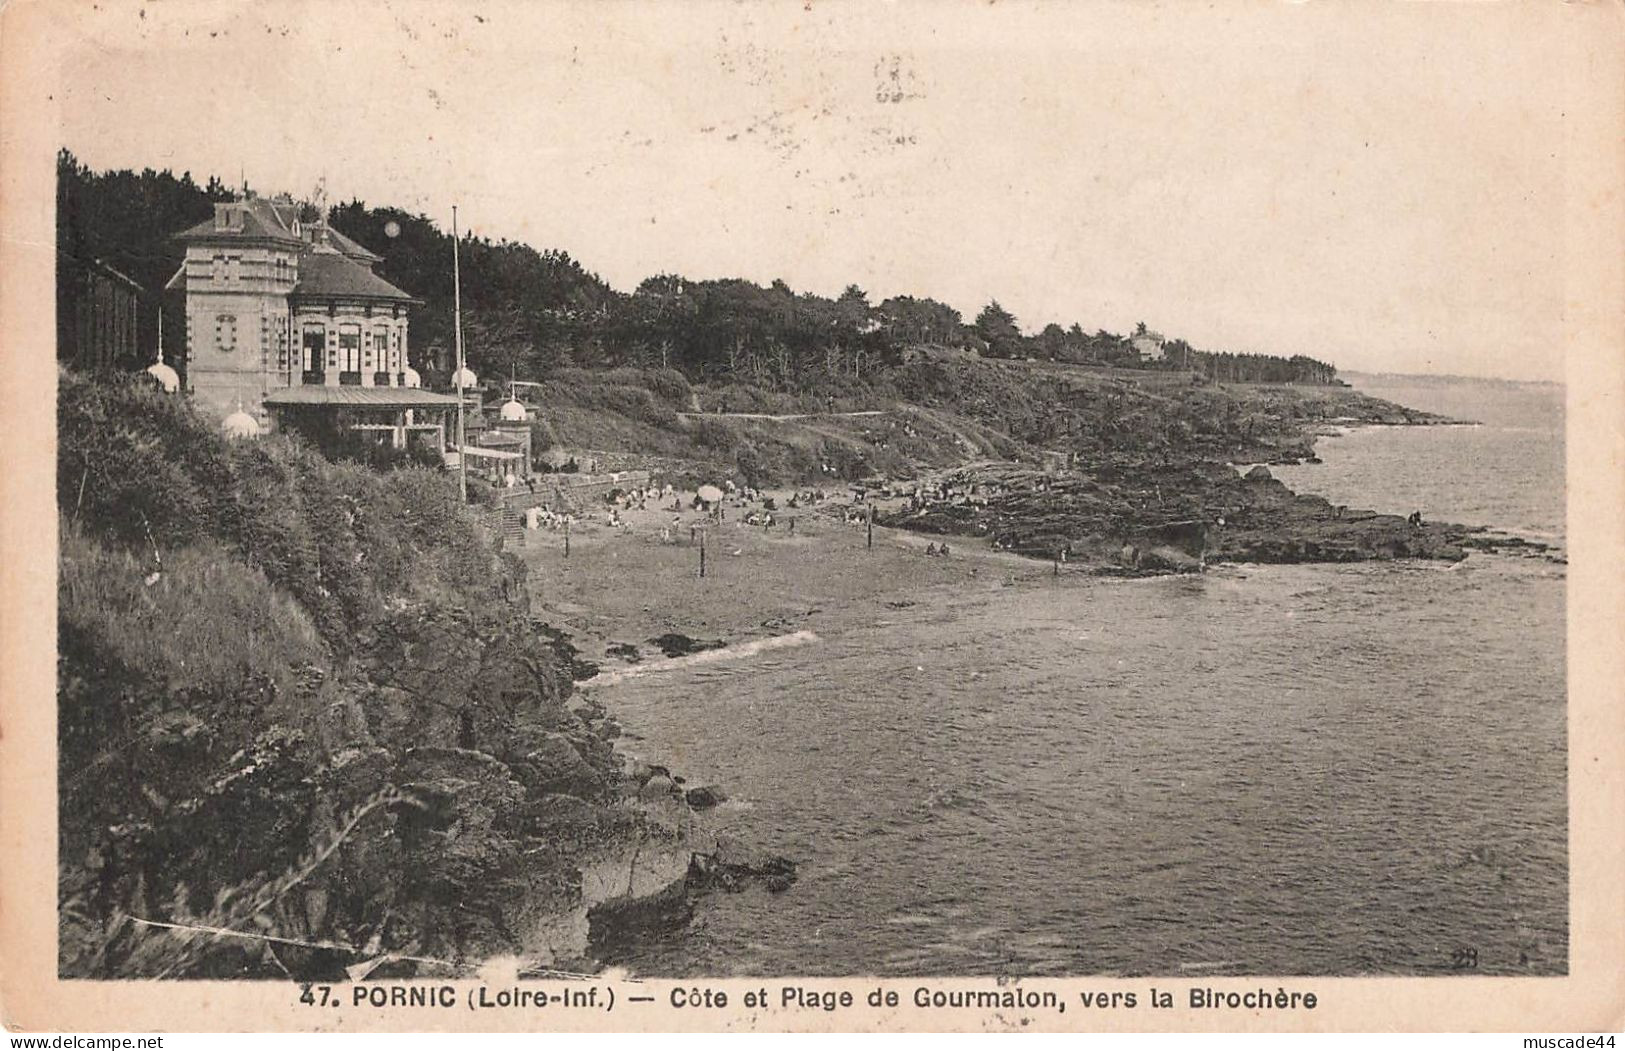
[{"x1": 589, "y1": 630, "x2": 821, "y2": 686}]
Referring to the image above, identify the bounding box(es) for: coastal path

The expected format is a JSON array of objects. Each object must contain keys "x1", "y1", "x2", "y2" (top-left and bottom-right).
[{"x1": 675, "y1": 410, "x2": 889, "y2": 421}]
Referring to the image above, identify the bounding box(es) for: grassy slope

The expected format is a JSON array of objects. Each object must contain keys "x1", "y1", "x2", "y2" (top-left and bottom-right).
[
  {"x1": 522, "y1": 352, "x2": 1440, "y2": 489},
  {"x1": 57, "y1": 373, "x2": 636, "y2": 979}
]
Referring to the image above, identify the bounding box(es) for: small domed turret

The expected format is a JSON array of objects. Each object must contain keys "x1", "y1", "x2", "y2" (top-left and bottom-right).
[
  {"x1": 146, "y1": 361, "x2": 180, "y2": 394},
  {"x1": 401, "y1": 365, "x2": 422, "y2": 388},
  {"x1": 499, "y1": 398, "x2": 527, "y2": 422},
  {"x1": 451, "y1": 366, "x2": 478, "y2": 389},
  {"x1": 222, "y1": 407, "x2": 261, "y2": 439}
]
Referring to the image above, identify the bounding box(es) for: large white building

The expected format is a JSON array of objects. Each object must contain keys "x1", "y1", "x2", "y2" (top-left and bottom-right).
[{"x1": 167, "y1": 197, "x2": 459, "y2": 449}]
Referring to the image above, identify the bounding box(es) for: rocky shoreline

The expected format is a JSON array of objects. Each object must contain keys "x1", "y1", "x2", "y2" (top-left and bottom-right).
[
  {"x1": 877, "y1": 418, "x2": 1553, "y2": 574},
  {"x1": 497, "y1": 633, "x2": 797, "y2": 974}
]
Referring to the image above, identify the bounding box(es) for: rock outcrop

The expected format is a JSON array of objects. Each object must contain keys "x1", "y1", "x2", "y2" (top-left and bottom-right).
[{"x1": 880, "y1": 451, "x2": 1499, "y2": 572}]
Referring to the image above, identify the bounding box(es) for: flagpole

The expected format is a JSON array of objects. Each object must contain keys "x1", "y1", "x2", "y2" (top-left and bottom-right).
[{"x1": 453, "y1": 204, "x2": 467, "y2": 503}]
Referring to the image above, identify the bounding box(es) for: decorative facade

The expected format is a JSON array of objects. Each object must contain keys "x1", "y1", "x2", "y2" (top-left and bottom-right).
[{"x1": 168, "y1": 198, "x2": 458, "y2": 448}]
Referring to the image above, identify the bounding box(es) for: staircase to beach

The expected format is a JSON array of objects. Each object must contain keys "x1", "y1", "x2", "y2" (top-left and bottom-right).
[
  {"x1": 484, "y1": 507, "x2": 525, "y2": 551},
  {"x1": 502, "y1": 508, "x2": 525, "y2": 549}
]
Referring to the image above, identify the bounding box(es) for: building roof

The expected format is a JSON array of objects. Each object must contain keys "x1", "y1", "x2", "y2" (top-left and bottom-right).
[
  {"x1": 319, "y1": 226, "x2": 383, "y2": 264},
  {"x1": 175, "y1": 199, "x2": 385, "y2": 264},
  {"x1": 263, "y1": 387, "x2": 461, "y2": 409},
  {"x1": 290, "y1": 250, "x2": 416, "y2": 303},
  {"x1": 175, "y1": 198, "x2": 304, "y2": 247},
  {"x1": 84, "y1": 257, "x2": 144, "y2": 290}
]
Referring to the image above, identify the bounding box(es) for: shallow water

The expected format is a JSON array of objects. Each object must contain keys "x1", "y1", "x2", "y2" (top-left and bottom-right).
[
  {"x1": 1275, "y1": 374, "x2": 1565, "y2": 547},
  {"x1": 591, "y1": 374, "x2": 1567, "y2": 976}
]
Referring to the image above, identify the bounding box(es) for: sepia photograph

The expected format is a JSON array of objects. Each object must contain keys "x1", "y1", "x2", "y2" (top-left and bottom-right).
[{"x1": 3, "y1": 0, "x2": 1622, "y2": 1035}]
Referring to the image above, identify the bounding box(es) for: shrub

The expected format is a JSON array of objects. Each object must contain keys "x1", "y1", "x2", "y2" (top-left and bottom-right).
[{"x1": 640, "y1": 367, "x2": 693, "y2": 408}]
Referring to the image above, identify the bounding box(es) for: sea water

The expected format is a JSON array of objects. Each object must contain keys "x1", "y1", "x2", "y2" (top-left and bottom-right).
[{"x1": 593, "y1": 373, "x2": 1567, "y2": 977}]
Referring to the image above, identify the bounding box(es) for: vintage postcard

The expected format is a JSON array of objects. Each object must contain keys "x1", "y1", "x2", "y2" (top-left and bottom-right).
[{"x1": 2, "y1": 0, "x2": 1622, "y2": 1036}]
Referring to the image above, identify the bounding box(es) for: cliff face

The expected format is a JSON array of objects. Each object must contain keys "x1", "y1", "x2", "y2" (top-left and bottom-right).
[{"x1": 56, "y1": 374, "x2": 644, "y2": 979}]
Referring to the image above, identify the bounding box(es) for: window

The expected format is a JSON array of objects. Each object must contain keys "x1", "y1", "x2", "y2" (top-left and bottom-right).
[
  {"x1": 215, "y1": 314, "x2": 237, "y2": 353},
  {"x1": 228, "y1": 256, "x2": 241, "y2": 283},
  {"x1": 211, "y1": 255, "x2": 224, "y2": 284},
  {"x1": 302, "y1": 326, "x2": 326, "y2": 372},
  {"x1": 338, "y1": 324, "x2": 361, "y2": 373}
]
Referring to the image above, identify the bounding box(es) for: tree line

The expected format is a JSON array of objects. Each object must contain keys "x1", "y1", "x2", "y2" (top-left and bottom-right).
[{"x1": 56, "y1": 149, "x2": 1340, "y2": 388}]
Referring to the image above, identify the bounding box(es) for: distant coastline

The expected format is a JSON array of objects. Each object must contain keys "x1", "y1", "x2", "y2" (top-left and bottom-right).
[{"x1": 1342, "y1": 369, "x2": 1565, "y2": 388}]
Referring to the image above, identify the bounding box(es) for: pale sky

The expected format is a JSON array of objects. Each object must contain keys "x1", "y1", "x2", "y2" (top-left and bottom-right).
[{"x1": 49, "y1": 0, "x2": 1581, "y2": 381}]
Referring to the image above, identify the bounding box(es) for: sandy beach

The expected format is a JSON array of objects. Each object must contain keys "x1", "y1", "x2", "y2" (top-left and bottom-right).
[{"x1": 517, "y1": 491, "x2": 1062, "y2": 673}]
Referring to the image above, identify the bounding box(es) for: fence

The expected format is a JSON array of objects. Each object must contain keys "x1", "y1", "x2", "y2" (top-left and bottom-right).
[{"x1": 499, "y1": 470, "x2": 653, "y2": 514}]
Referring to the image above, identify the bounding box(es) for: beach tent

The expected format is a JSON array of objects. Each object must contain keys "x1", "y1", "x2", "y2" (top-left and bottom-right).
[{"x1": 697, "y1": 484, "x2": 725, "y2": 503}]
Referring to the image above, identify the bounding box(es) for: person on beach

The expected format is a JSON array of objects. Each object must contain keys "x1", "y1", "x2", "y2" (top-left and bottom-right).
[{"x1": 926, "y1": 542, "x2": 939, "y2": 556}]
